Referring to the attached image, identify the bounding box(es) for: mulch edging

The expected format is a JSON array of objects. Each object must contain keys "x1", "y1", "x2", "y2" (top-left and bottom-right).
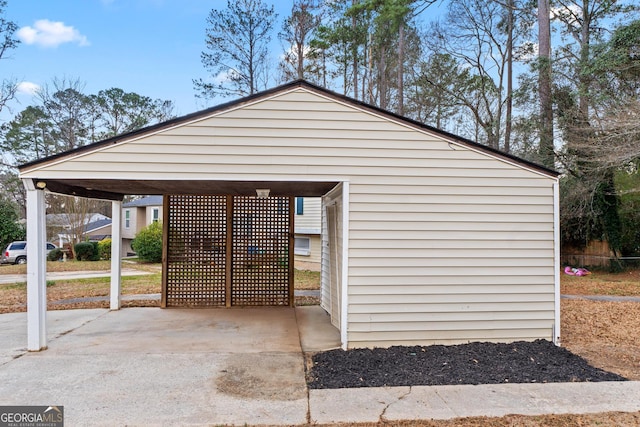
[{"x1": 308, "y1": 339, "x2": 626, "y2": 389}]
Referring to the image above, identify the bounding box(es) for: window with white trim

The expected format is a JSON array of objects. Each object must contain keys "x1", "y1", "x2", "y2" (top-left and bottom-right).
[
  {"x1": 125, "y1": 209, "x2": 130, "y2": 229},
  {"x1": 294, "y1": 236, "x2": 310, "y2": 256},
  {"x1": 152, "y1": 207, "x2": 159, "y2": 223}
]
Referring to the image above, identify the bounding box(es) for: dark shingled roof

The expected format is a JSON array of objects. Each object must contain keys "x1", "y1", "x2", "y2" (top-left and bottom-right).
[{"x1": 123, "y1": 195, "x2": 163, "y2": 208}]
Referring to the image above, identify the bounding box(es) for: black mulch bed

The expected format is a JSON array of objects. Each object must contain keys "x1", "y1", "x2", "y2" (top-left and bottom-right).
[{"x1": 307, "y1": 339, "x2": 626, "y2": 389}]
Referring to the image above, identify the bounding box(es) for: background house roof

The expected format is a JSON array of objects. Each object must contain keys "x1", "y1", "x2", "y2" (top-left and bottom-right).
[
  {"x1": 123, "y1": 196, "x2": 163, "y2": 208},
  {"x1": 84, "y1": 218, "x2": 112, "y2": 233}
]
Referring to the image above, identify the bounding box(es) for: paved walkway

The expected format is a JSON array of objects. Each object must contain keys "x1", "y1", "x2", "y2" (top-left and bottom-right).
[
  {"x1": 1, "y1": 307, "x2": 639, "y2": 426},
  {"x1": 0, "y1": 269, "x2": 153, "y2": 285}
]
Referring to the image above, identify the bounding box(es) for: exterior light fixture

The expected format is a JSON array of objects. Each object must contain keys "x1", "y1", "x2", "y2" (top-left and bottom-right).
[
  {"x1": 36, "y1": 181, "x2": 47, "y2": 189},
  {"x1": 256, "y1": 188, "x2": 270, "y2": 199}
]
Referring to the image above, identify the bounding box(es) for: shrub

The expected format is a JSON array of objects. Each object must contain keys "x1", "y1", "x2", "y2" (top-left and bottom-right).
[
  {"x1": 75, "y1": 241, "x2": 100, "y2": 261},
  {"x1": 98, "y1": 238, "x2": 112, "y2": 260},
  {"x1": 47, "y1": 248, "x2": 63, "y2": 261},
  {"x1": 132, "y1": 221, "x2": 163, "y2": 263}
]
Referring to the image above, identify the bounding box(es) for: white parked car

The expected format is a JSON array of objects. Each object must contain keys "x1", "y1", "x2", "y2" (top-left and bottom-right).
[{"x1": 1, "y1": 241, "x2": 57, "y2": 265}]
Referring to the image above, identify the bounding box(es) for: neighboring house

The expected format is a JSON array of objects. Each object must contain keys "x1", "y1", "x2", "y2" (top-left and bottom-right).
[
  {"x1": 20, "y1": 80, "x2": 560, "y2": 351},
  {"x1": 46, "y1": 213, "x2": 111, "y2": 246},
  {"x1": 122, "y1": 196, "x2": 163, "y2": 255},
  {"x1": 83, "y1": 218, "x2": 112, "y2": 242},
  {"x1": 294, "y1": 197, "x2": 321, "y2": 271}
]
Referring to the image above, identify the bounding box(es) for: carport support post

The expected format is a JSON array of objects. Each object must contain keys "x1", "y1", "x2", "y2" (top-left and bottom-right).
[
  {"x1": 24, "y1": 179, "x2": 47, "y2": 351},
  {"x1": 110, "y1": 200, "x2": 122, "y2": 310}
]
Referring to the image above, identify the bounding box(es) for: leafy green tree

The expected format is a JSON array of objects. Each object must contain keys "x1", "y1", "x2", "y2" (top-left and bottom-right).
[
  {"x1": 1, "y1": 78, "x2": 175, "y2": 238},
  {"x1": 194, "y1": 0, "x2": 277, "y2": 99},
  {"x1": 92, "y1": 88, "x2": 175, "y2": 138},
  {"x1": 278, "y1": 0, "x2": 323, "y2": 82},
  {"x1": 0, "y1": 196, "x2": 25, "y2": 251},
  {"x1": 2, "y1": 106, "x2": 57, "y2": 164},
  {"x1": 36, "y1": 78, "x2": 93, "y2": 151},
  {"x1": 312, "y1": 0, "x2": 372, "y2": 100},
  {"x1": 407, "y1": 53, "x2": 467, "y2": 129},
  {"x1": 554, "y1": 3, "x2": 639, "y2": 256},
  {"x1": 132, "y1": 222, "x2": 163, "y2": 263}
]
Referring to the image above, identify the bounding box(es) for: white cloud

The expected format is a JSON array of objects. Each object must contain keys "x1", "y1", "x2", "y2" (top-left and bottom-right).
[
  {"x1": 16, "y1": 81, "x2": 41, "y2": 95},
  {"x1": 17, "y1": 20, "x2": 90, "y2": 48},
  {"x1": 550, "y1": 4, "x2": 581, "y2": 26},
  {"x1": 213, "y1": 69, "x2": 239, "y2": 84}
]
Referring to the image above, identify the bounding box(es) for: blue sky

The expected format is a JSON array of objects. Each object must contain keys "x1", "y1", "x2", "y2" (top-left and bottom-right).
[{"x1": 4, "y1": 0, "x2": 294, "y2": 118}]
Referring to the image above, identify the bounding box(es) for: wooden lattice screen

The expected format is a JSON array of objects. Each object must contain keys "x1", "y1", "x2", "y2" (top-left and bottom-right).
[
  {"x1": 232, "y1": 196, "x2": 292, "y2": 306},
  {"x1": 164, "y1": 195, "x2": 227, "y2": 307},
  {"x1": 162, "y1": 195, "x2": 293, "y2": 307}
]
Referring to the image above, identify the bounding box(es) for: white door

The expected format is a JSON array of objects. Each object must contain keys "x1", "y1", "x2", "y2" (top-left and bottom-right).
[{"x1": 326, "y1": 203, "x2": 341, "y2": 329}]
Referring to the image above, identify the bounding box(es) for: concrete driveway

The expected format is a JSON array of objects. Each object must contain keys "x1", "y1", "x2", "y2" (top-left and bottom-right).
[
  {"x1": 3, "y1": 307, "x2": 640, "y2": 426},
  {"x1": 0, "y1": 306, "x2": 341, "y2": 426}
]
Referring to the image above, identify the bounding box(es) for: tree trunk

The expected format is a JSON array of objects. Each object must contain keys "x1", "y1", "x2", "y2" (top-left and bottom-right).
[
  {"x1": 379, "y1": 44, "x2": 387, "y2": 109},
  {"x1": 397, "y1": 22, "x2": 405, "y2": 116},
  {"x1": 352, "y1": 0, "x2": 358, "y2": 99},
  {"x1": 504, "y1": 0, "x2": 514, "y2": 154},
  {"x1": 578, "y1": 2, "x2": 591, "y2": 121},
  {"x1": 537, "y1": 0, "x2": 554, "y2": 168}
]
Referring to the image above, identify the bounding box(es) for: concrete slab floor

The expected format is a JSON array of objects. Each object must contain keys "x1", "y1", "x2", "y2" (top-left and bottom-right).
[
  {"x1": 295, "y1": 305, "x2": 341, "y2": 352},
  {"x1": 0, "y1": 307, "x2": 317, "y2": 426},
  {"x1": 0, "y1": 309, "x2": 109, "y2": 365},
  {"x1": 45, "y1": 307, "x2": 303, "y2": 355}
]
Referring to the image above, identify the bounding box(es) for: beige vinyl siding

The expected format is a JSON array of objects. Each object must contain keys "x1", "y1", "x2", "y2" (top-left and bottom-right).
[
  {"x1": 322, "y1": 184, "x2": 344, "y2": 331},
  {"x1": 121, "y1": 208, "x2": 137, "y2": 239},
  {"x1": 146, "y1": 205, "x2": 163, "y2": 225},
  {"x1": 321, "y1": 202, "x2": 330, "y2": 313},
  {"x1": 346, "y1": 179, "x2": 555, "y2": 347},
  {"x1": 135, "y1": 207, "x2": 146, "y2": 232},
  {"x1": 294, "y1": 197, "x2": 321, "y2": 268},
  {"x1": 295, "y1": 197, "x2": 321, "y2": 232},
  {"x1": 294, "y1": 234, "x2": 321, "y2": 266},
  {"x1": 22, "y1": 87, "x2": 557, "y2": 347}
]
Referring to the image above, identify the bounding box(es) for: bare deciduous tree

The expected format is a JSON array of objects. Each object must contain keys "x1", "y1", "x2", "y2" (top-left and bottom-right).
[
  {"x1": 0, "y1": 0, "x2": 19, "y2": 115},
  {"x1": 194, "y1": 0, "x2": 277, "y2": 99}
]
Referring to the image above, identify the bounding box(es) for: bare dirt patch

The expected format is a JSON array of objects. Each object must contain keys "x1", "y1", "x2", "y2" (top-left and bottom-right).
[
  {"x1": 216, "y1": 353, "x2": 307, "y2": 401},
  {"x1": 0, "y1": 274, "x2": 162, "y2": 314},
  {"x1": 311, "y1": 412, "x2": 640, "y2": 426},
  {"x1": 561, "y1": 299, "x2": 640, "y2": 380},
  {"x1": 562, "y1": 270, "x2": 640, "y2": 296}
]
